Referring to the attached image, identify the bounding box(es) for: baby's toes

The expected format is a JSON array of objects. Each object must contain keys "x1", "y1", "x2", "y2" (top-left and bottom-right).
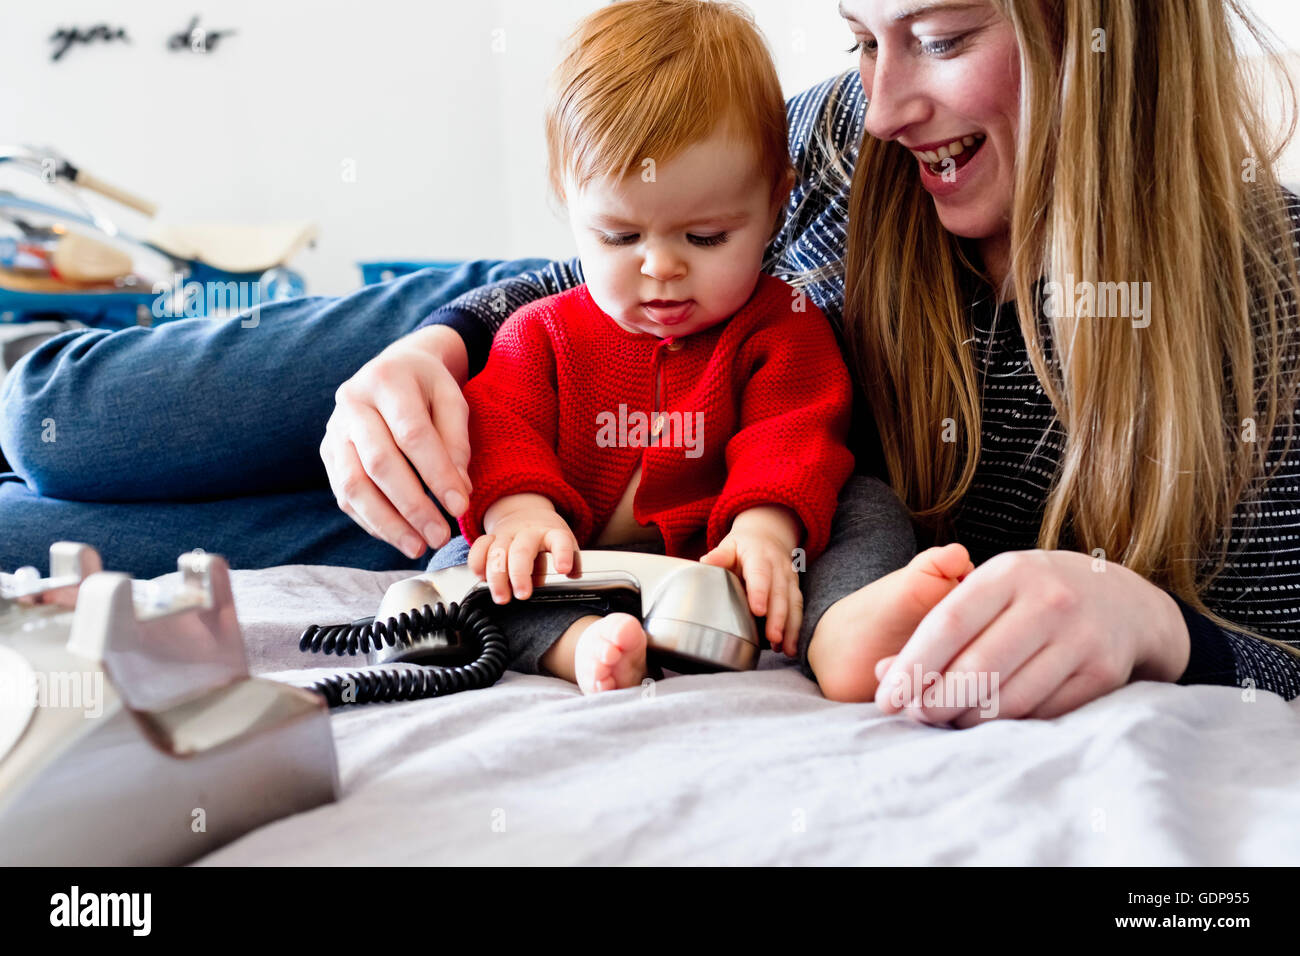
[
  {"x1": 602, "y1": 613, "x2": 648, "y2": 653},
  {"x1": 573, "y1": 629, "x2": 606, "y2": 693},
  {"x1": 574, "y1": 613, "x2": 648, "y2": 694},
  {"x1": 897, "y1": 546, "x2": 969, "y2": 615},
  {"x1": 912, "y1": 543, "x2": 972, "y2": 582}
]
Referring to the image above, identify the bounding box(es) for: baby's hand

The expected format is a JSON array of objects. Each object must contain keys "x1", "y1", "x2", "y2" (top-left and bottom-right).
[
  {"x1": 700, "y1": 506, "x2": 803, "y2": 656},
  {"x1": 468, "y1": 493, "x2": 580, "y2": 604}
]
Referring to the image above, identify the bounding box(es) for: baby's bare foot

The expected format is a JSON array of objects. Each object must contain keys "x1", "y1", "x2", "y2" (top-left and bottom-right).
[
  {"x1": 574, "y1": 612, "x2": 649, "y2": 694},
  {"x1": 809, "y1": 543, "x2": 973, "y2": 702}
]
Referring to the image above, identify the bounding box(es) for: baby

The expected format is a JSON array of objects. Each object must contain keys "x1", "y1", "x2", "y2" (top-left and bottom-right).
[{"x1": 450, "y1": 0, "x2": 967, "y2": 695}]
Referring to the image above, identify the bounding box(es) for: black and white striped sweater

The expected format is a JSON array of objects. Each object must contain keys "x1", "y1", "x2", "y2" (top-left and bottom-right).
[{"x1": 418, "y1": 69, "x2": 1300, "y2": 700}]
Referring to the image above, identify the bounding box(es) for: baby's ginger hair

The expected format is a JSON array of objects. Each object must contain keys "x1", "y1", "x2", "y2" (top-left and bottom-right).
[{"x1": 545, "y1": 0, "x2": 791, "y2": 205}]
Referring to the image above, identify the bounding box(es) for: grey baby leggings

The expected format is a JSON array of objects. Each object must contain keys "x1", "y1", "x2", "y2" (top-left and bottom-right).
[{"x1": 425, "y1": 475, "x2": 917, "y2": 682}]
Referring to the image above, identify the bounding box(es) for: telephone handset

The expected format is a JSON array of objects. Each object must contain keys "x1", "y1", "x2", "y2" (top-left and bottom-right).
[{"x1": 298, "y1": 550, "x2": 762, "y2": 705}]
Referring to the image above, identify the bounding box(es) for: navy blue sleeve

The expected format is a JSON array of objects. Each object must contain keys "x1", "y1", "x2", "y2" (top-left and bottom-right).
[
  {"x1": 1168, "y1": 593, "x2": 1243, "y2": 686},
  {"x1": 1168, "y1": 592, "x2": 1300, "y2": 698},
  {"x1": 416, "y1": 257, "x2": 584, "y2": 380}
]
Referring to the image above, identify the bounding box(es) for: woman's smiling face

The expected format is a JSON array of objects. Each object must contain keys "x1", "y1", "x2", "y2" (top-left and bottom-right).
[{"x1": 839, "y1": 0, "x2": 1020, "y2": 243}]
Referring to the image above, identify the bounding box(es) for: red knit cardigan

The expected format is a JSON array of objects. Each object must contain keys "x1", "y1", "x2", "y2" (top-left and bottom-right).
[{"x1": 458, "y1": 273, "x2": 855, "y2": 562}]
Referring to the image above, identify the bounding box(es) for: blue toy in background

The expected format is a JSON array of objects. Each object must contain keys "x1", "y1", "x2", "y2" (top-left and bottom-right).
[{"x1": 0, "y1": 144, "x2": 316, "y2": 331}]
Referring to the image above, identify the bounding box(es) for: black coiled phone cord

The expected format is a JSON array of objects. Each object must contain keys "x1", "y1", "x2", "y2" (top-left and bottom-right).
[{"x1": 298, "y1": 601, "x2": 507, "y2": 707}]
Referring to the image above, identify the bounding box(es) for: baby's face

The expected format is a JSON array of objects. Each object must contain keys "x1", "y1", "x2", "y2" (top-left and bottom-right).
[{"x1": 567, "y1": 125, "x2": 790, "y2": 339}]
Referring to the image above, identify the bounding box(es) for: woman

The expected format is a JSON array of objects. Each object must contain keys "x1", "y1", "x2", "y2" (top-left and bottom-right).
[
  {"x1": 321, "y1": 0, "x2": 1300, "y2": 720},
  {"x1": 829, "y1": 0, "x2": 1300, "y2": 722}
]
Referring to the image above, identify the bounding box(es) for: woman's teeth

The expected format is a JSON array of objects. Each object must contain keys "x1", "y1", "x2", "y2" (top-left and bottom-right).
[{"x1": 916, "y1": 134, "x2": 985, "y2": 174}]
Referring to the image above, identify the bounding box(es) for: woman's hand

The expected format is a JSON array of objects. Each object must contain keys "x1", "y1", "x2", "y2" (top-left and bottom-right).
[
  {"x1": 700, "y1": 505, "x2": 804, "y2": 655},
  {"x1": 873, "y1": 549, "x2": 1191, "y2": 728},
  {"x1": 468, "y1": 493, "x2": 580, "y2": 604},
  {"x1": 320, "y1": 325, "x2": 475, "y2": 560}
]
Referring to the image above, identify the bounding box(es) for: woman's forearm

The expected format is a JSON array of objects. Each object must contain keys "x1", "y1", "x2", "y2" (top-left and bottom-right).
[{"x1": 1130, "y1": 587, "x2": 1190, "y2": 683}]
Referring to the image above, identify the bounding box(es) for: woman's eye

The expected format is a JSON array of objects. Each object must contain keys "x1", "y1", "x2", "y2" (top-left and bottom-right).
[
  {"x1": 598, "y1": 233, "x2": 638, "y2": 246},
  {"x1": 688, "y1": 233, "x2": 729, "y2": 247},
  {"x1": 919, "y1": 33, "x2": 967, "y2": 56},
  {"x1": 846, "y1": 38, "x2": 876, "y2": 56}
]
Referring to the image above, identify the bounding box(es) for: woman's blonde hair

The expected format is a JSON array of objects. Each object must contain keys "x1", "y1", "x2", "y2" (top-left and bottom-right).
[
  {"x1": 843, "y1": 0, "x2": 1300, "y2": 630},
  {"x1": 544, "y1": 0, "x2": 791, "y2": 206}
]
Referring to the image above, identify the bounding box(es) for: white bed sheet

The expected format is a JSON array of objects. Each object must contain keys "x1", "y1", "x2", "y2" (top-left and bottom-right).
[{"x1": 191, "y1": 564, "x2": 1300, "y2": 865}]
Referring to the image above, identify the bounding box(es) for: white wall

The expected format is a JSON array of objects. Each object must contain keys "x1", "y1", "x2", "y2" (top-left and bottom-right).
[{"x1": 0, "y1": 1, "x2": 1295, "y2": 297}]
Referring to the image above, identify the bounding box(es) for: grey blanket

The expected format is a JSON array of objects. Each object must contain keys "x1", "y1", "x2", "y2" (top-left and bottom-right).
[{"x1": 192, "y1": 564, "x2": 1300, "y2": 865}]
